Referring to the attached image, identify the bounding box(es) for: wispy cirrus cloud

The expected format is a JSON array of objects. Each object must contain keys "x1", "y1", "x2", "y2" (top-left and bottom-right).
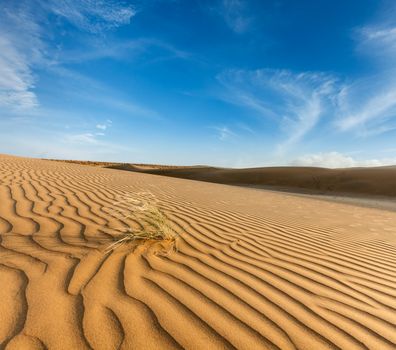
[
  {"x1": 212, "y1": 126, "x2": 237, "y2": 141},
  {"x1": 335, "y1": 6, "x2": 396, "y2": 135},
  {"x1": 358, "y1": 26, "x2": 396, "y2": 58},
  {"x1": 0, "y1": 0, "x2": 135, "y2": 110},
  {"x1": 65, "y1": 132, "x2": 99, "y2": 144},
  {"x1": 43, "y1": 0, "x2": 136, "y2": 33},
  {"x1": 0, "y1": 1, "x2": 44, "y2": 110},
  {"x1": 355, "y1": 2, "x2": 396, "y2": 63},
  {"x1": 335, "y1": 76, "x2": 396, "y2": 134},
  {"x1": 216, "y1": 2, "x2": 396, "y2": 152},
  {"x1": 65, "y1": 118, "x2": 113, "y2": 144},
  {"x1": 214, "y1": 0, "x2": 252, "y2": 33},
  {"x1": 217, "y1": 69, "x2": 338, "y2": 150},
  {"x1": 0, "y1": 36, "x2": 39, "y2": 110},
  {"x1": 57, "y1": 37, "x2": 190, "y2": 64}
]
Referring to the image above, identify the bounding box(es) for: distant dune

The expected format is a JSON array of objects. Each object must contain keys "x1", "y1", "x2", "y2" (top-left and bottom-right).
[
  {"x1": 106, "y1": 164, "x2": 396, "y2": 198},
  {"x1": 1, "y1": 154, "x2": 395, "y2": 349}
]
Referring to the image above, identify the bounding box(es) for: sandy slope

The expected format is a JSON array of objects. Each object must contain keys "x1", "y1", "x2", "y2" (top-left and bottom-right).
[
  {"x1": 106, "y1": 164, "x2": 396, "y2": 198},
  {"x1": 1, "y1": 154, "x2": 396, "y2": 350}
]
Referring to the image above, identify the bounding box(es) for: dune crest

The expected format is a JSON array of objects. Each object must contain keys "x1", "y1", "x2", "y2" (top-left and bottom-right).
[{"x1": 0, "y1": 155, "x2": 395, "y2": 349}]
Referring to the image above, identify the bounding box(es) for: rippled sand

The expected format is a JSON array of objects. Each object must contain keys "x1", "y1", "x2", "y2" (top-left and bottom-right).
[{"x1": 1, "y1": 154, "x2": 395, "y2": 349}]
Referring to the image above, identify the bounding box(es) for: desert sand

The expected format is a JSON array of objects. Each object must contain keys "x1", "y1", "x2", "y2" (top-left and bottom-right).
[
  {"x1": 105, "y1": 163, "x2": 396, "y2": 199},
  {"x1": 1, "y1": 154, "x2": 396, "y2": 349}
]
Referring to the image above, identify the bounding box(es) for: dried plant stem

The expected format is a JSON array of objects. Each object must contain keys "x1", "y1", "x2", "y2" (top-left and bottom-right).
[{"x1": 105, "y1": 195, "x2": 177, "y2": 253}]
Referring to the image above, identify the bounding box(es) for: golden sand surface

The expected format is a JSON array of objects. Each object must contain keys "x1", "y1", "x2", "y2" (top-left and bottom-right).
[{"x1": 0, "y1": 154, "x2": 395, "y2": 349}]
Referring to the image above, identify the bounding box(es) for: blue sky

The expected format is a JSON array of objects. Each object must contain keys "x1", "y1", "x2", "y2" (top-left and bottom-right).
[{"x1": 1, "y1": 0, "x2": 396, "y2": 167}]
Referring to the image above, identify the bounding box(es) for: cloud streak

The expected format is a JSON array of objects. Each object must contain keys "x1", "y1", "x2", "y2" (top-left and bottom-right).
[
  {"x1": 212, "y1": 126, "x2": 237, "y2": 141},
  {"x1": 0, "y1": 0, "x2": 135, "y2": 110},
  {"x1": 220, "y1": 0, "x2": 251, "y2": 33},
  {"x1": 335, "y1": 7, "x2": 396, "y2": 135},
  {"x1": 217, "y1": 69, "x2": 338, "y2": 150},
  {"x1": 207, "y1": 0, "x2": 252, "y2": 34},
  {"x1": 335, "y1": 78, "x2": 396, "y2": 134},
  {"x1": 217, "y1": 7, "x2": 396, "y2": 151},
  {"x1": 44, "y1": 0, "x2": 136, "y2": 33},
  {"x1": 57, "y1": 37, "x2": 190, "y2": 65},
  {"x1": 0, "y1": 1, "x2": 44, "y2": 110},
  {"x1": 64, "y1": 132, "x2": 98, "y2": 144}
]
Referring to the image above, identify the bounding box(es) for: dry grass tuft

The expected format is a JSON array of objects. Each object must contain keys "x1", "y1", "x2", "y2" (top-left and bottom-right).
[{"x1": 105, "y1": 192, "x2": 177, "y2": 253}]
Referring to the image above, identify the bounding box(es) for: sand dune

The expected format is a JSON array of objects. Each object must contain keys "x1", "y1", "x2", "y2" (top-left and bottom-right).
[
  {"x1": 105, "y1": 164, "x2": 396, "y2": 199},
  {"x1": 1, "y1": 154, "x2": 396, "y2": 349}
]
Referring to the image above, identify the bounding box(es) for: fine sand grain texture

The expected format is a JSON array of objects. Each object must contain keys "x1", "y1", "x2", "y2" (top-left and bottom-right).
[{"x1": 1, "y1": 154, "x2": 396, "y2": 349}]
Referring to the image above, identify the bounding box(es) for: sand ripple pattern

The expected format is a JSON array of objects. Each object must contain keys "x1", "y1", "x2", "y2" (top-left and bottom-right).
[{"x1": 0, "y1": 155, "x2": 395, "y2": 350}]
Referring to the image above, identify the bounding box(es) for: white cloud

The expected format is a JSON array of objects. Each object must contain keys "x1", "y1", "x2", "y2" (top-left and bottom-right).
[
  {"x1": 335, "y1": 81, "x2": 396, "y2": 133},
  {"x1": 65, "y1": 118, "x2": 114, "y2": 143},
  {"x1": 44, "y1": 0, "x2": 136, "y2": 33},
  {"x1": 335, "y1": 12, "x2": 396, "y2": 135},
  {"x1": 0, "y1": 2, "x2": 44, "y2": 110},
  {"x1": 64, "y1": 132, "x2": 98, "y2": 144},
  {"x1": 218, "y1": 69, "x2": 338, "y2": 150},
  {"x1": 96, "y1": 119, "x2": 112, "y2": 131},
  {"x1": 216, "y1": 5, "x2": 396, "y2": 146},
  {"x1": 292, "y1": 152, "x2": 396, "y2": 168},
  {"x1": 216, "y1": 15, "x2": 396, "y2": 146},
  {"x1": 0, "y1": 0, "x2": 135, "y2": 110},
  {"x1": 220, "y1": 0, "x2": 251, "y2": 33},
  {"x1": 357, "y1": 24, "x2": 396, "y2": 61},
  {"x1": 213, "y1": 126, "x2": 236, "y2": 141},
  {"x1": 361, "y1": 26, "x2": 396, "y2": 48},
  {"x1": 56, "y1": 37, "x2": 189, "y2": 64}
]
